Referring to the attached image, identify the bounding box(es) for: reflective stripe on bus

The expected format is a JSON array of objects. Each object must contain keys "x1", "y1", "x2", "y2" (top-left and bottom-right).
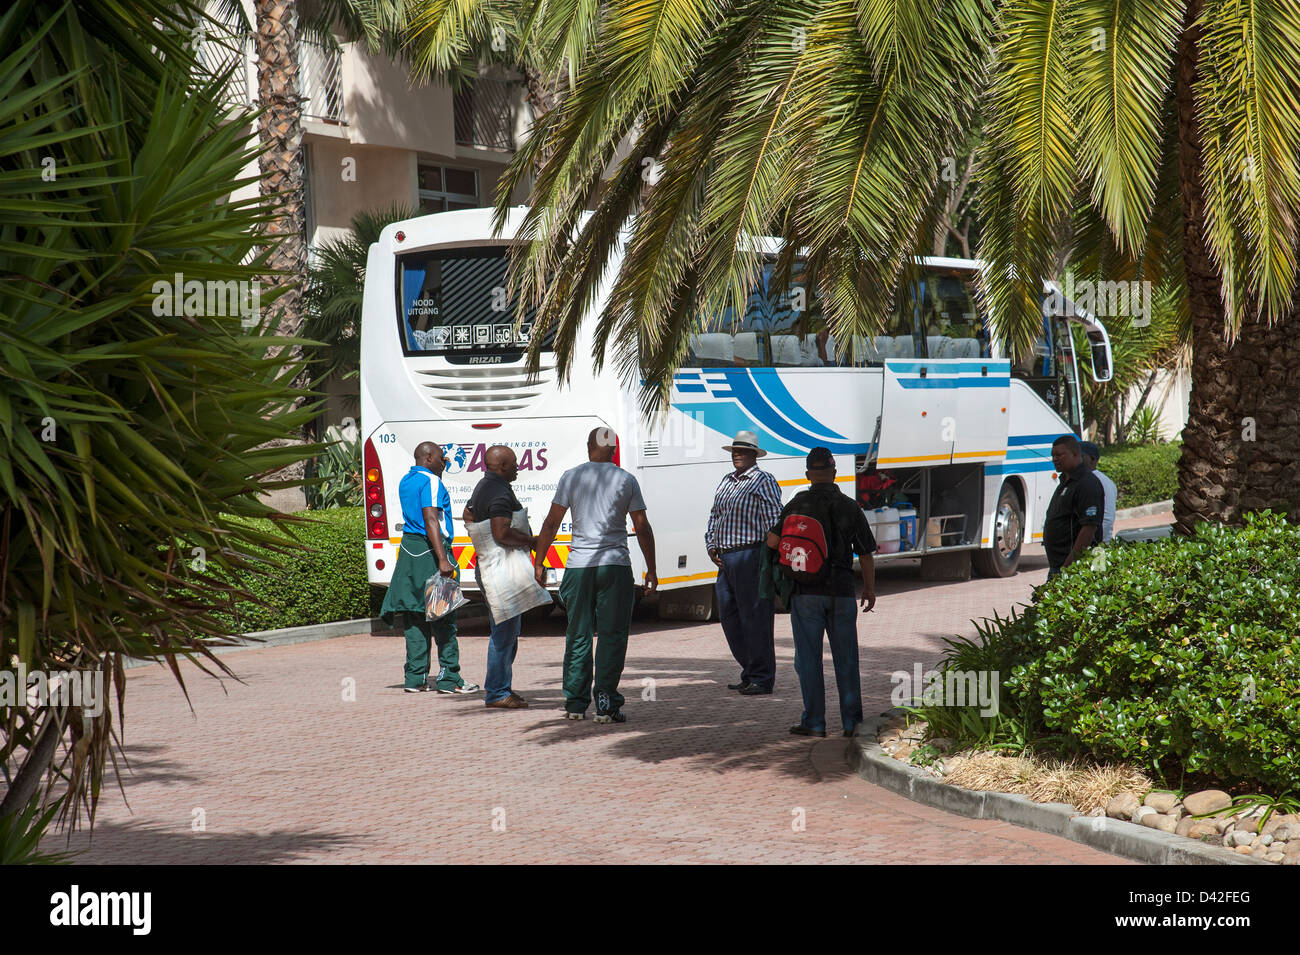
[{"x1": 447, "y1": 543, "x2": 572, "y2": 570}]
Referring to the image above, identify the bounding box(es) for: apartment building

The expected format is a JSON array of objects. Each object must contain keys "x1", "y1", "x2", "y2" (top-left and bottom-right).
[
  {"x1": 206, "y1": 5, "x2": 530, "y2": 448},
  {"x1": 210, "y1": 8, "x2": 530, "y2": 245}
]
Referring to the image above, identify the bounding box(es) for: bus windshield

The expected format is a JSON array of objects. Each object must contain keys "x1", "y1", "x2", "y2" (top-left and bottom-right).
[{"x1": 396, "y1": 247, "x2": 556, "y2": 356}]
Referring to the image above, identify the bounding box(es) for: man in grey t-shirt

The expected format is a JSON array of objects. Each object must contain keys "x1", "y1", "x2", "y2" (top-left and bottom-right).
[
  {"x1": 1080, "y1": 441, "x2": 1117, "y2": 542},
  {"x1": 534, "y1": 428, "x2": 657, "y2": 723}
]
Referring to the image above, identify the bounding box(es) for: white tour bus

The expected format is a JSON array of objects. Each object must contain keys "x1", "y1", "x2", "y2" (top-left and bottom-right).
[{"x1": 360, "y1": 208, "x2": 1113, "y2": 618}]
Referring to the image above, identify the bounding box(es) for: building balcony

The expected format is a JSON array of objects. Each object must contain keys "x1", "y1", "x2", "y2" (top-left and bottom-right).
[
  {"x1": 299, "y1": 36, "x2": 347, "y2": 125},
  {"x1": 454, "y1": 78, "x2": 516, "y2": 151}
]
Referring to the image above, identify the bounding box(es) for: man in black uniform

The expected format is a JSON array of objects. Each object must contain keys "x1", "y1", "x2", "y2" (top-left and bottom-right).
[{"x1": 1043, "y1": 434, "x2": 1105, "y2": 580}]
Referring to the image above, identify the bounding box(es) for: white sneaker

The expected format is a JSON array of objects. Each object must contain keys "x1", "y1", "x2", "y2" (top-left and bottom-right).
[{"x1": 564, "y1": 712, "x2": 583, "y2": 721}]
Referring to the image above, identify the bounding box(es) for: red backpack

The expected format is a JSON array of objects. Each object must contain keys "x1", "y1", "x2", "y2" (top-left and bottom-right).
[{"x1": 776, "y1": 493, "x2": 838, "y2": 583}]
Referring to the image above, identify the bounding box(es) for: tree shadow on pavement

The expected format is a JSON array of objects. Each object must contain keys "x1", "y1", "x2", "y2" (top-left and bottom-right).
[
  {"x1": 44, "y1": 818, "x2": 363, "y2": 864},
  {"x1": 103, "y1": 742, "x2": 203, "y2": 789},
  {"x1": 429, "y1": 650, "x2": 908, "y2": 784}
]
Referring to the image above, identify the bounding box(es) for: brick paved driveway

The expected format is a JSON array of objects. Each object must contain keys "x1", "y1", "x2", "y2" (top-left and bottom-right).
[{"x1": 52, "y1": 530, "x2": 1165, "y2": 864}]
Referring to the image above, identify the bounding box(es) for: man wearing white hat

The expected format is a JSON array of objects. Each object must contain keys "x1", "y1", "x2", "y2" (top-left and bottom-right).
[{"x1": 705, "y1": 430, "x2": 783, "y2": 694}]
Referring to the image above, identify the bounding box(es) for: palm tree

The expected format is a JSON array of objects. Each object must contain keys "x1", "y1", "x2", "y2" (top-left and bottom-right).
[
  {"x1": 978, "y1": 0, "x2": 1300, "y2": 530},
  {"x1": 482, "y1": 0, "x2": 995, "y2": 407},
  {"x1": 401, "y1": 0, "x2": 1295, "y2": 530},
  {"x1": 300, "y1": 203, "x2": 413, "y2": 507},
  {"x1": 0, "y1": 0, "x2": 317, "y2": 838}
]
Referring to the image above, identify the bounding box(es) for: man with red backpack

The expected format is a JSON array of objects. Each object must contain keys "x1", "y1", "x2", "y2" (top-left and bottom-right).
[{"x1": 767, "y1": 447, "x2": 877, "y2": 738}]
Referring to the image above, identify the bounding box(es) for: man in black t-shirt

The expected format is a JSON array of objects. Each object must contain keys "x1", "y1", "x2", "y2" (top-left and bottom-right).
[
  {"x1": 463, "y1": 446, "x2": 538, "y2": 709},
  {"x1": 766, "y1": 447, "x2": 877, "y2": 738},
  {"x1": 1042, "y1": 434, "x2": 1105, "y2": 580}
]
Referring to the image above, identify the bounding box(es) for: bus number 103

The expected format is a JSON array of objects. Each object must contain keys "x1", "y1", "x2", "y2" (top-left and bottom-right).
[{"x1": 377, "y1": 433, "x2": 398, "y2": 444}]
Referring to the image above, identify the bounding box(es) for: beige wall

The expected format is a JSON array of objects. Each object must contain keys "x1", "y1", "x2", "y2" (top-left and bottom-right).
[
  {"x1": 308, "y1": 138, "x2": 415, "y2": 235},
  {"x1": 343, "y1": 41, "x2": 456, "y2": 155},
  {"x1": 1125, "y1": 367, "x2": 1190, "y2": 441}
]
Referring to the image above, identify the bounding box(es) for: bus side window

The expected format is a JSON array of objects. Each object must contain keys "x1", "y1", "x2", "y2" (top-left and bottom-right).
[
  {"x1": 686, "y1": 276, "x2": 771, "y2": 367},
  {"x1": 921, "y1": 270, "x2": 984, "y2": 359},
  {"x1": 855, "y1": 278, "x2": 924, "y2": 365},
  {"x1": 766, "y1": 265, "x2": 845, "y2": 367}
]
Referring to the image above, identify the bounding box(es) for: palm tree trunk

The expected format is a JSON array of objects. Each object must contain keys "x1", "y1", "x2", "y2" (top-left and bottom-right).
[
  {"x1": 1172, "y1": 0, "x2": 1300, "y2": 531},
  {"x1": 254, "y1": 0, "x2": 309, "y2": 509},
  {"x1": 522, "y1": 65, "x2": 560, "y2": 118},
  {"x1": 255, "y1": 0, "x2": 306, "y2": 335}
]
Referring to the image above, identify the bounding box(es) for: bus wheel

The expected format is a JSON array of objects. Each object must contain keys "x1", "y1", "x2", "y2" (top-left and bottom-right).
[{"x1": 973, "y1": 483, "x2": 1024, "y2": 578}]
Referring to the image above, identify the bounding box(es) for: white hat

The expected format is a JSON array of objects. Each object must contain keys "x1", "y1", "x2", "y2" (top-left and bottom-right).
[{"x1": 722, "y1": 430, "x2": 767, "y2": 458}]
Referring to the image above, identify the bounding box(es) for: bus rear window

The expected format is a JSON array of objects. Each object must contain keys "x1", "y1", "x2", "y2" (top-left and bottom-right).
[{"x1": 396, "y1": 247, "x2": 555, "y2": 356}]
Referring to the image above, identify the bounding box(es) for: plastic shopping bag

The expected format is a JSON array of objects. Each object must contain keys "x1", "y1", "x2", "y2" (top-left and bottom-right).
[
  {"x1": 467, "y1": 507, "x2": 552, "y2": 621},
  {"x1": 424, "y1": 572, "x2": 469, "y2": 621}
]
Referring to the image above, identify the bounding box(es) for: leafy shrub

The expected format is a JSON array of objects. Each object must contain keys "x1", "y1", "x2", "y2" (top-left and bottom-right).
[
  {"x1": 0, "y1": 795, "x2": 71, "y2": 865},
  {"x1": 1124, "y1": 404, "x2": 1164, "y2": 444},
  {"x1": 924, "y1": 513, "x2": 1300, "y2": 792},
  {"x1": 305, "y1": 426, "x2": 362, "y2": 510},
  {"x1": 204, "y1": 508, "x2": 370, "y2": 633},
  {"x1": 1096, "y1": 441, "x2": 1181, "y2": 508},
  {"x1": 909, "y1": 610, "x2": 1039, "y2": 752}
]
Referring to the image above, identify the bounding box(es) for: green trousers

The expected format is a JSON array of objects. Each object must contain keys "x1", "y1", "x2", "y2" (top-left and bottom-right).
[
  {"x1": 402, "y1": 538, "x2": 465, "y2": 690},
  {"x1": 558, "y1": 564, "x2": 635, "y2": 714},
  {"x1": 402, "y1": 611, "x2": 464, "y2": 690}
]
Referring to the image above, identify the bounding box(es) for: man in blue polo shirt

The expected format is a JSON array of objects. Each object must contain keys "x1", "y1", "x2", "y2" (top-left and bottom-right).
[{"x1": 380, "y1": 442, "x2": 480, "y2": 695}]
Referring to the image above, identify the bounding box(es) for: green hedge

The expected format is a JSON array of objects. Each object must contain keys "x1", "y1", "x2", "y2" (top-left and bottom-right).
[
  {"x1": 208, "y1": 507, "x2": 371, "y2": 633},
  {"x1": 1095, "y1": 441, "x2": 1181, "y2": 508},
  {"x1": 917, "y1": 513, "x2": 1300, "y2": 792}
]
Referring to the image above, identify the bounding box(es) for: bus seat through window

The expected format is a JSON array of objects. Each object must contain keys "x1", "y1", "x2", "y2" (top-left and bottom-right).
[
  {"x1": 690, "y1": 333, "x2": 734, "y2": 366},
  {"x1": 733, "y1": 331, "x2": 762, "y2": 365}
]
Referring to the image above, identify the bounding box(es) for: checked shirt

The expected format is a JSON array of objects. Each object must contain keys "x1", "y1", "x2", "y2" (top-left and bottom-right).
[{"x1": 704, "y1": 465, "x2": 783, "y2": 552}]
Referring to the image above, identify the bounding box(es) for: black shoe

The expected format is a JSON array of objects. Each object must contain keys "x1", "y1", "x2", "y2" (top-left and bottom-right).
[
  {"x1": 727, "y1": 681, "x2": 747, "y2": 690},
  {"x1": 789, "y1": 725, "x2": 827, "y2": 738},
  {"x1": 593, "y1": 710, "x2": 626, "y2": 724},
  {"x1": 738, "y1": 683, "x2": 772, "y2": 695}
]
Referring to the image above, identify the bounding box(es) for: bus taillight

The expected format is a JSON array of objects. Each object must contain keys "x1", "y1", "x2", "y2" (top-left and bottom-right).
[{"x1": 364, "y1": 438, "x2": 387, "y2": 539}]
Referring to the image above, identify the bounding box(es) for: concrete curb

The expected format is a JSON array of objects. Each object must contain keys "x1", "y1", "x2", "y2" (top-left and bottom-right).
[
  {"x1": 847, "y1": 717, "x2": 1266, "y2": 866},
  {"x1": 1114, "y1": 499, "x2": 1174, "y2": 519},
  {"x1": 121, "y1": 604, "x2": 499, "y2": 671},
  {"x1": 122, "y1": 616, "x2": 397, "y2": 671}
]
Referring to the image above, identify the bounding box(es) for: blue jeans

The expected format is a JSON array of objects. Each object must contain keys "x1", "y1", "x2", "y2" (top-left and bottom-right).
[
  {"x1": 483, "y1": 608, "x2": 522, "y2": 703},
  {"x1": 715, "y1": 545, "x2": 775, "y2": 688},
  {"x1": 789, "y1": 594, "x2": 862, "y2": 734}
]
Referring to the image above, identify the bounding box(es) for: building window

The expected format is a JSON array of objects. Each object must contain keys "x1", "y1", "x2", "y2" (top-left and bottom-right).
[{"x1": 417, "y1": 162, "x2": 479, "y2": 214}]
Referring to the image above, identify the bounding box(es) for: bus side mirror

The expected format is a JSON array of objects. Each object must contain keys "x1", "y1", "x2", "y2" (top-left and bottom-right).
[{"x1": 1089, "y1": 337, "x2": 1112, "y2": 383}]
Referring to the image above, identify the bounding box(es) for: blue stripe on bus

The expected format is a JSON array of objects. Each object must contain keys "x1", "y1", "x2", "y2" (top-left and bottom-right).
[
  {"x1": 748, "y1": 369, "x2": 848, "y2": 440},
  {"x1": 886, "y1": 360, "x2": 1010, "y2": 375},
  {"x1": 1007, "y1": 433, "x2": 1066, "y2": 446},
  {"x1": 894, "y1": 377, "x2": 1010, "y2": 389},
  {"x1": 987, "y1": 461, "x2": 1057, "y2": 475},
  {"x1": 675, "y1": 383, "x2": 707, "y2": 393},
  {"x1": 721, "y1": 373, "x2": 862, "y2": 452},
  {"x1": 1006, "y1": 447, "x2": 1050, "y2": 460}
]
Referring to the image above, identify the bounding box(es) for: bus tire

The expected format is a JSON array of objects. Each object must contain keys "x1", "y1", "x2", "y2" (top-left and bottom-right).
[{"x1": 973, "y1": 483, "x2": 1024, "y2": 578}]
